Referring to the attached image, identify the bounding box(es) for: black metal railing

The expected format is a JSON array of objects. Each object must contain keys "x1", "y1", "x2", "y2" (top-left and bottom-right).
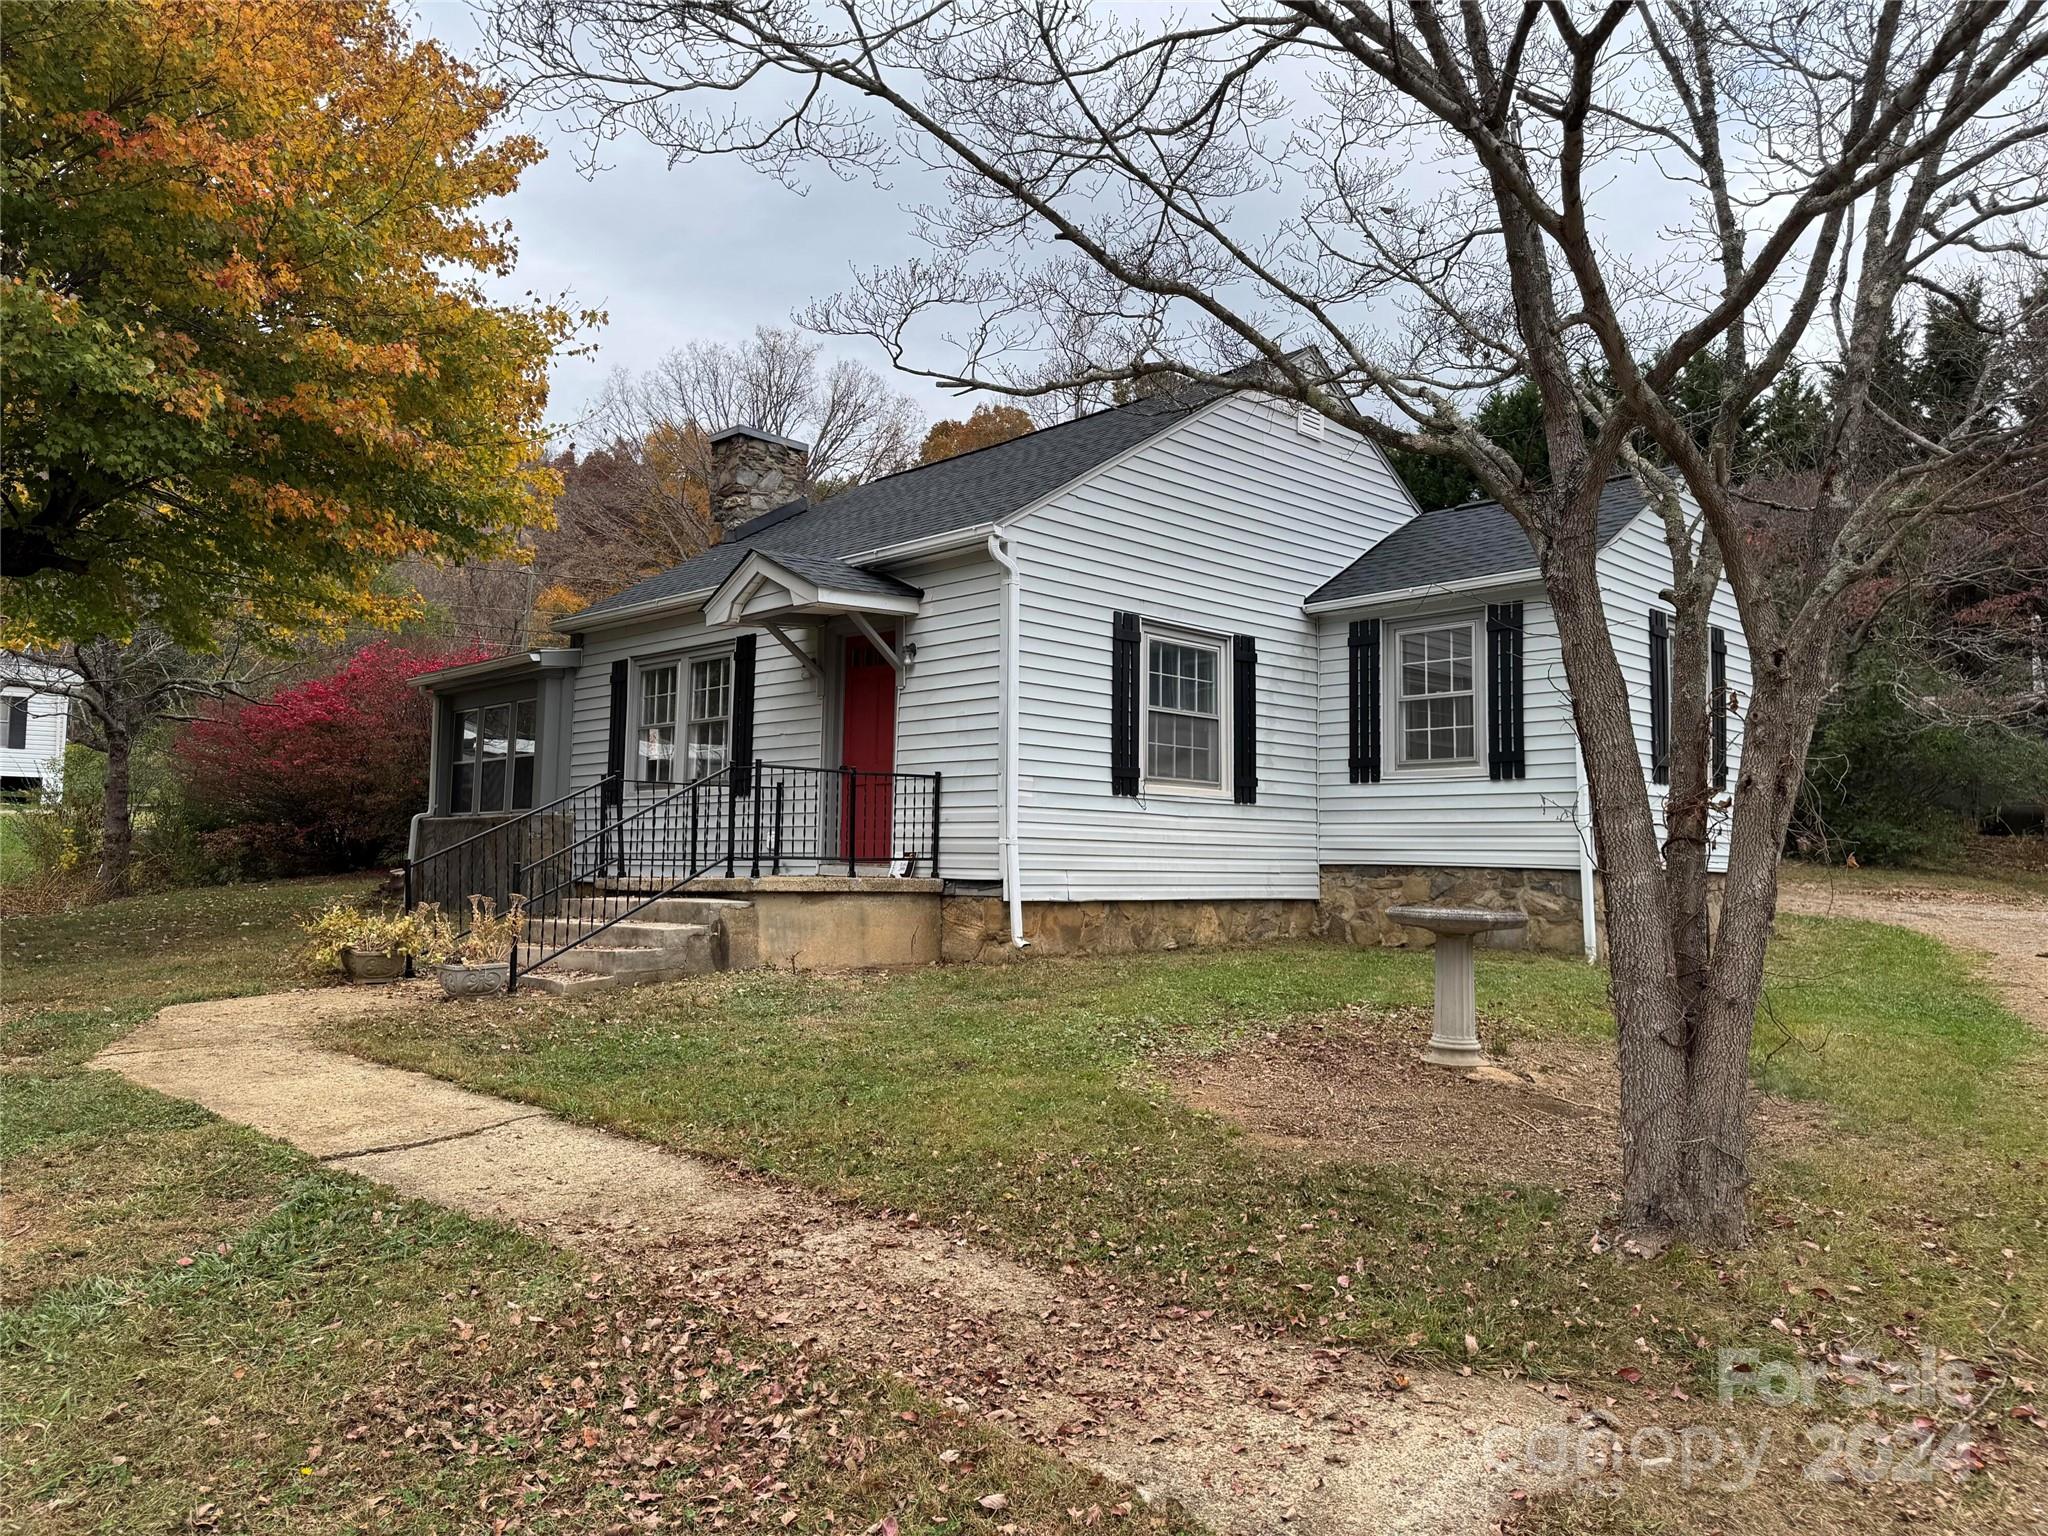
[
  {"x1": 405, "y1": 760, "x2": 941, "y2": 993},
  {"x1": 511, "y1": 764, "x2": 735, "y2": 986},
  {"x1": 739, "y1": 761, "x2": 941, "y2": 879},
  {"x1": 404, "y1": 775, "x2": 621, "y2": 939}
]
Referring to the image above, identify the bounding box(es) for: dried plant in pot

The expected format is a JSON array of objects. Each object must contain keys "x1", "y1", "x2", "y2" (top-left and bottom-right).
[
  {"x1": 431, "y1": 895, "x2": 524, "y2": 998},
  {"x1": 300, "y1": 903, "x2": 438, "y2": 985}
]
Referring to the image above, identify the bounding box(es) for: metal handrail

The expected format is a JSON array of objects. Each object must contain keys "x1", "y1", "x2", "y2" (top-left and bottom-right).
[
  {"x1": 511, "y1": 765, "x2": 735, "y2": 988},
  {"x1": 415, "y1": 774, "x2": 619, "y2": 861}
]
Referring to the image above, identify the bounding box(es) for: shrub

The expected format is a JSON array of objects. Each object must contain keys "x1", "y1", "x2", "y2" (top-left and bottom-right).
[
  {"x1": 175, "y1": 642, "x2": 489, "y2": 877},
  {"x1": 1794, "y1": 649, "x2": 2048, "y2": 867},
  {"x1": 1, "y1": 737, "x2": 219, "y2": 906}
]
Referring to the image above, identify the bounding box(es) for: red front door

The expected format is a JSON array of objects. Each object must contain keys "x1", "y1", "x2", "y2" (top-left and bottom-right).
[{"x1": 840, "y1": 633, "x2": 896, "y2": 864}]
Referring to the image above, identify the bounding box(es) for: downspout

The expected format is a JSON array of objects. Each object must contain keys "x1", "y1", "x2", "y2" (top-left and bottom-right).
[
  {"x1": 986, "y1": 531, "x2": 1029, "y2": 948},
  {"x1": 1572, "y1": 736, "x2": 1599, "y2": 963}
]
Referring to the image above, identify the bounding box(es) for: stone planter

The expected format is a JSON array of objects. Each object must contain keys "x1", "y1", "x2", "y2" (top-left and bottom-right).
[
  {"x1": 439, "y1": 961, "x2": 510, "y2": 998},
  {"x1": 340, "y1": 947, "x2": 406, "y2": 985}
]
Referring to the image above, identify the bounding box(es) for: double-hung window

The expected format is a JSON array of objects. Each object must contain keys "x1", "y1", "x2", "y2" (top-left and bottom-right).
[
  {"x1": 1393, "y1": 620, "x2": 1479, "y2": 768},
  {"x1": 3, "y1": 694, "x2": 28, "y2": 753},
  {"x1": 1144, "y1": 629, "x2": 1226, "y2": 790},
  {"x1": 686, "y1": 656, "x2": 732, "y2": 778},
  {"x1": 639, "y1": 651, "x2": 732, "y2": 785},
  {"x1": 639, "y1": 664, "x2": 679, "y2": 783}
]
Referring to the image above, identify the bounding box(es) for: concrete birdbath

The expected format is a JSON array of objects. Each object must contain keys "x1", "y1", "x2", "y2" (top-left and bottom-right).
[{"x1": 1385, "y1": 905, "x2": 1530, "y2": 1069}]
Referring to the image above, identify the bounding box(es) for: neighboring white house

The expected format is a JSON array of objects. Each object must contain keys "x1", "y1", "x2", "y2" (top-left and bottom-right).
[
  {"x1": 0, "y1": 654, "x2": 72, "y2": 800},
  {"x1": 412, "y1": 376, "x2": 1747, "y2": 965}
]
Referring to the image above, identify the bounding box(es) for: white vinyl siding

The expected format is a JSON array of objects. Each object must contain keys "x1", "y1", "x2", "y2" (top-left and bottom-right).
[
  {"x1": 565, "y1": 552, "x2": 1005, "y2": 882},
  {"x1": 1595, "y1": 510, "x2": 1750, "y2": 873},
  {"x1": 1313, "y1": 506, "x2": 1752, "y2": 878},
  {"x1": 1317, "y1": 590, "x2": 1584, "y2": 868},
  {"x1": 1012, "y1": 390, "x2": 1415, "y2": 902},
  {"x1": 892, "y1": 553, "x2": 1003, "y2": 881},
  {"x1": 0, "y1": 665, "x2": 70, "y2": 796}
]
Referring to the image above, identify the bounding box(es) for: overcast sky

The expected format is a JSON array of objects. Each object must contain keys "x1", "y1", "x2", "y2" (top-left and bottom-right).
[
  {"x1": 414, "y1": 1, "x2": 968, "y2": 443},
  {"x1": 411, "y1": 2, "x2": 1702, "y2": 447}
]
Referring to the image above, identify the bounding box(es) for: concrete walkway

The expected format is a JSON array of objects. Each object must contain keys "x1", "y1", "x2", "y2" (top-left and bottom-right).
[{"x1": 96, "y1": 988, "x2": 1565, "y2": 1536}]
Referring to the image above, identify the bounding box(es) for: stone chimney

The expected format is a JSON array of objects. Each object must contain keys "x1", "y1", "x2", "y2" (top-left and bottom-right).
[{"x1": 708, "y1": 425, "x2": 810, "y2": 537}]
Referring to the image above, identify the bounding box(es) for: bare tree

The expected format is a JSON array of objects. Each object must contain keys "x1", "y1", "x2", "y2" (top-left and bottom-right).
[
  {"x1": 488, "y1": 2, "x2": 2048, "y2": 1244},
  {"x1": 0, "y1": 628, "x2": 268, "y2": 896},
  {"x1": 621, "y1": 325, "x2": 924, "y2": 494}
]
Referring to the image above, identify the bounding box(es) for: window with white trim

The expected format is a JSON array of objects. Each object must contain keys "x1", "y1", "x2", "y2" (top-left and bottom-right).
[
  {"x1": 1393, "y1": 619, "x2": 1479, "y2": 767},
  {"x1": 1144, "y1": 629, "x2": 1227, "y2": 790},
  {"x1": 4, "y1": 694, "x2": 28, "y2": 753},
  {"x1": 686, "y1": 655, "x2": 732, "y2": 778},
  {"x1": 638, "y1": 650, "x2": 733, "y2": 785},
  {"x1": 639, "y1": 663, "x2": 679, "y2": 783}
]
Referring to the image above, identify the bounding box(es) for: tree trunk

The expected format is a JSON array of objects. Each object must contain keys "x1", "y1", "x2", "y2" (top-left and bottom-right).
[
  {"x1": 99, "y1": 725, "x2": 134, "y2": 898},
  {"x1": 1539, "y1": 511, "x2": 1698, "y2": 1236},
  {"x1": 1677, "y1": 636, "x2": 1833, "y2": 1242}
]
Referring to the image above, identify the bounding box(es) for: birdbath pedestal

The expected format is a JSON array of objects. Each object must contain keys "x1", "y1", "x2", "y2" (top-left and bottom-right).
[{"x1": 1386, "y1": 905, "x2": 1530, "y2": 1069}]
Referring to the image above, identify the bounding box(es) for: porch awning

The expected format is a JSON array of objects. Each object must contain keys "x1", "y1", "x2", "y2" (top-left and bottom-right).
[
  {"x1": 409, "y1": 647, "x2": 582, "y2": 692},
  {"x1": 702, "y1": 550, "x2": 922, "y2": 627}
]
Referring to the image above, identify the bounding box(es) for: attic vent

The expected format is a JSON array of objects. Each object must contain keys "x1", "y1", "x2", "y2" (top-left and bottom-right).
[{"x1": 1294, "y1": 403, "x2": 1326, "y2": 439}]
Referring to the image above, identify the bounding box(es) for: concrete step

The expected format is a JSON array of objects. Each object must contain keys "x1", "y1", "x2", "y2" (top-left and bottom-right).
[
  {"x1": 519, "y1": 967, "x2": 619, "y2": 997},
  {"x1": 522, "y1": 916, "x2": 715, "y2": 953},
  {"x1": 559, "y1": 895, "x2": 753, "y2": 927}
]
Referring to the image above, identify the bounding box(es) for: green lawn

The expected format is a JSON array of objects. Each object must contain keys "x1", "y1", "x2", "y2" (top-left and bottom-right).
[
  {"x1": 3, "y1": 881, "x2": 1191, "y2": 1535},
  {"x1": 322, "y1": 923, "x2": 2046, "y2": 1393}
]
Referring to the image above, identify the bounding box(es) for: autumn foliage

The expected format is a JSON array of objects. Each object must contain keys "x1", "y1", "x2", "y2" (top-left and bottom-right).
[
  {"x1": 0, "y1": 0, "x2": 581, "y2": 643},
  {"x1": 918, "y1": 404, "x2": 1035, "y2": 464},
  {"x1": 176, "y1": 642, "x2": 488, "y2": 874}
]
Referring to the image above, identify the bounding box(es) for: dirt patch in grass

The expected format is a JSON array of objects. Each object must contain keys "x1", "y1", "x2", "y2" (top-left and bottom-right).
[{"x1": 1162, "y1": 1006, "x2": 1826, "y2": 1198}]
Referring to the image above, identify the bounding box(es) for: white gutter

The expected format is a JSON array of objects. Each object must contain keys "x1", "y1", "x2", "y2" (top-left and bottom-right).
[
  {"x1": 985, "y1": 530, "x2": 1029, "y2": 948},
  {"x1": 563, "y1": 587, "x2": 714, "y2": 632},
  {"x1": 1572, "y1": 736, "x2": 1600, "y2": 963},
  {"x1": 1303, "y1": 569, "x2": 1545, "y2": 616}
]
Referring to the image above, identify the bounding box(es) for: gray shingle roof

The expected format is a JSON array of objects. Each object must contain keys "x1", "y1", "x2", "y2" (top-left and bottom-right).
[
  {"x1": 1308, "y1": 477, "x2": 1647, "y2": 606},
  {"x1": 738, "y1": 550, "x2": 922, "y2": 600},
  {"x1": 572, "y1": 390, "x2": 1209, "y2": 623}
]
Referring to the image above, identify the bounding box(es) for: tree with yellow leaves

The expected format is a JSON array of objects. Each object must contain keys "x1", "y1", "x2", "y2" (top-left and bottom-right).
[{"x1": 0, "y1": 0, "x2": 586, "y2": 643}]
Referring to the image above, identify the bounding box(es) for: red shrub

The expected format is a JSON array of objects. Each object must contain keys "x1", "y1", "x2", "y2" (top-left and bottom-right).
[{"x1": 176, "y1": 642, "x2": 490, "y2": 874}]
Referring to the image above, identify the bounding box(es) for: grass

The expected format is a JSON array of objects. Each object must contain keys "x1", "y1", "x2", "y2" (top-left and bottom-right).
[
  {"x1": 322, "y1": 923, "x2": 2048, "y2": 1390},
  {"x1": 319, "y1": 916, "x2": 2048, "y2": 1533},
  {"x1": 2, "y1": 881, "x2": 1198, "y2": 1535}
]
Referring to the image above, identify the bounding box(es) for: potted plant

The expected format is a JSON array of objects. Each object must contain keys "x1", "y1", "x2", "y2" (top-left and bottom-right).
[
  {"x1": 300, "y1": 902, "x2": 438, "y2": 984},
  {"x1": 431, "y1": 894, "x2": 525, "y2": 998}
]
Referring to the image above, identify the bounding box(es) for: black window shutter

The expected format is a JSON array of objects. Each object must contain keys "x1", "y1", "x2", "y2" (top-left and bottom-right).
[
  {"x1": 1710, "y1": 625, "x2": 1729, "y2": 790},
  {"x1": 1110, "y1": 611, "x2": 1141, "y2": 796},
  {"x1": 1649, "y1": 610, "x2": 1671, "y2": 785},
  {"x1": 730, "y1": 633, "x2": 758, "y2": 795},
  {"x1": 605, "y1": 658, "x2": 628, "y2": 801},
  {"x1": 1232, "y1": 634, "x2": 1258, "y2": 805},
  {"x1": 1347, "y1": 619, "x2": 1381, "y2": 783},
  {"x1": 1486, "y1": 602, "x2": 1525, "y2": 781}
]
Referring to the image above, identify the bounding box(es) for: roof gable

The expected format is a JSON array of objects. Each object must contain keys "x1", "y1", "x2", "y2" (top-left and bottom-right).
[
  {"x1": 572, "y1": 389, "x2": 1216, "y2": 623},
  {"x1": 1307, "y1": 477, "x2": 1649, "y2": 607}
]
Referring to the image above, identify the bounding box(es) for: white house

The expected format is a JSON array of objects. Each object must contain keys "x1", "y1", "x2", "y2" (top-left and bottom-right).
[
  {"x1": 0, "y1": 654, "x2": 72, "y2": 800},
  {"x1": 411, "y1": 377, "x2": 1745, "y2": 985}
]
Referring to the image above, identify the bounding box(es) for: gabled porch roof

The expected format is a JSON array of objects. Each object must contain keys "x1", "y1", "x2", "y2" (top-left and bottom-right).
[{"x1": 702, "y1": 548, "x2": 923, "y2": 627}]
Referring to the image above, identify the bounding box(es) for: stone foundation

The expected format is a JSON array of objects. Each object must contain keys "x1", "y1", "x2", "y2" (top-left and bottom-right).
[
  {"x1": 940, "y1": 895, "x2": 1320, "y2": 964},
  {"x1": 1317, "y1": 864, "x2": 1594, "y2": 956}
]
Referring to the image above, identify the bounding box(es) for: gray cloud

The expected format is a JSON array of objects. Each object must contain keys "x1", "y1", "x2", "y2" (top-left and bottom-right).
[{"x1": 415, "y1": 2, "x2": 962, "y2": 439}]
